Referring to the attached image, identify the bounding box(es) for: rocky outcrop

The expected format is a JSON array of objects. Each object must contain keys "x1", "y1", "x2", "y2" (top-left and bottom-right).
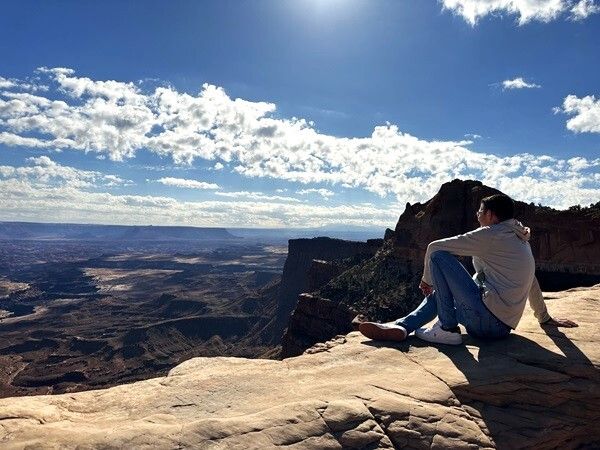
[
  {"x1": 269, "y1": 237, "x2": 382, "y2": 343},
  {"x1": 1, "y1": 285, "x2": 598, "y2": 449},
  {"x1": 280, "y1": 293, "x2": 358, "y2": 357},
  {"x1": 307, "y1": 260, "x2": 347, "y2": 292},
  {"x1": 281, "y1": 179, "x2": 600, "y2": 357},
  {"x1": 281, "y1": 246, "x2": 419, "y2": 357}
]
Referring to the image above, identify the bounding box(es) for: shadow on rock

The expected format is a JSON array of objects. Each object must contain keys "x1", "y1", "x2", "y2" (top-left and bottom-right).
[{"x1": 363, "y1": 327, "x2": 599, "y2": 448}]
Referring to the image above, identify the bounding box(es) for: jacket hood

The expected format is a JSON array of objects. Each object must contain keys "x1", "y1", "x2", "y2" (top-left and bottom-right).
[{"x1": 500, "y1": 218, "x2": 531, "y2": 241}]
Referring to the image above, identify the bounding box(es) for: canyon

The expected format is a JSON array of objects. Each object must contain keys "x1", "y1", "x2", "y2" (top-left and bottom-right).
[
  {"x1": 1, "y1": 179, "x2": 599, "y2": 448},
  {"x1": 0, "y1": 237, "x2": 286, "y2": 397},
  {"x1": 1, "y1": 284, "x2": 598, "y2": 448}
]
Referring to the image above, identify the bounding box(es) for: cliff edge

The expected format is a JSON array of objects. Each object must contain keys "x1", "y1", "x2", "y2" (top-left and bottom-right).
[{"x1": 1, "y1": 285, "x2": 598, "y2": 449}]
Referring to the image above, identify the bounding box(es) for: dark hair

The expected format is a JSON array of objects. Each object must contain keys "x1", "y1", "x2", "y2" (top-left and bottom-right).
[{"x1": 480, "y1": 194, "x2": 514, "y2": 222}]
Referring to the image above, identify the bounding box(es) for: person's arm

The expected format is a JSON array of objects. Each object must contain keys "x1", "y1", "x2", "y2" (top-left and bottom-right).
[
  {"x1": 472, "y1": 256, "x2": 487, "y2": 286},
  {"x1": 529, "y1": 276, "x2": 579, "y2": 328},
  {"x1": 422, "y1": 227, "x2": 493, "y2": 285},
  {"x1": 528, "y1": 276, "x2": 551, "y2": 323},
  {"x1": 472, "y1": 256, "x2": 485, "y2": 274}
]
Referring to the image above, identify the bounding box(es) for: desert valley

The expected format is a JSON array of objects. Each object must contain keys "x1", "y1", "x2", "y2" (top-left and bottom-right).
[{"x1": 0, "y1": 180, "x2": 599, "y2": 448}]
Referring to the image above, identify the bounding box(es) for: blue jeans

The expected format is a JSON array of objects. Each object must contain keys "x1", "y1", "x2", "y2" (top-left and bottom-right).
[{"x1": 396, "y1": 251, "x2": 511, "y2": 339}]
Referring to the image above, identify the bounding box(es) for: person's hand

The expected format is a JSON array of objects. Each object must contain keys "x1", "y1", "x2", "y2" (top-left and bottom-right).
[
  {"x1": 543, "y1": 317, "x2": 578, "y2": 328},
  {"x1": 419, "y1": 280, "x2": 433, "y2": 296}
]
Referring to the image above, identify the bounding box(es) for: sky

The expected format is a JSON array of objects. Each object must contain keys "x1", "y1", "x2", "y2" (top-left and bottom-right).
[{"x1": 0, "y1": 0, "x2": 599, "y2": 229}]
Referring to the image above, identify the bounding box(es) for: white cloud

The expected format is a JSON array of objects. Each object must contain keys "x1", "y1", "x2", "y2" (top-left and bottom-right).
[
  {"x1": 0, "y1": 68, "x2": 599, "y2": 213},
  {"x1": 37, "y1": 67, "x2": 142, "y2": 102},
  {"x1": 156, "y1": 177, "x2": 219, "y2": 190},
  {"x1": 0, "y1": 156, "x2": 131, "y2": 189},
  {"x1": 296, "y1": 188, "x2": 335, "y2": 199},
  {"x1": 557, "y1": 94, "x2": 600, "y2": 133},
  {"x1": 441, "y1": 0, "x2": 598, "y2": 25},
  {"x1": 570, "y1": 0, "x2": 600, "y2": 19},
  {"x1": 502, "y1": 77, "x2": 542, "y2": 90},
  {"x1": 464, "y1": 133, "x2": 482, "y2": 139},
  {"x1": 0, "y1": 76, "x2": 48, "y2": 92},
  {"x1": 214, "y1": 191, "x2": 304, "y2": 203},
  {"x1": 1, "y1": 157, "x2": 599, "y2": 229},
  {"x1": 2, "y1": 163, "x2": 598, "y2": 228},
  {"x1": 0, "y1": 77, "x2": 16, "y2": 89},
  {"x1": 0, "y1": 132, "x2": 57, "y2": 148},
  {"x1": 0, "y1": 173, "x2": 393, "y2": 227},
  {"x1": 1, "y1": 71, "x2": 155, "y2": 161},
  {"x1": 489, "y1": 175, "x2": 600, "y2": 208},
  {"x1": 213, "y1": 162, "x2": 224, "y2": 170}
]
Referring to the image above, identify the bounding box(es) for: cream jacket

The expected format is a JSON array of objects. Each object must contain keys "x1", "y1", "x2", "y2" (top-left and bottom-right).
[{"x1": 422, "y1": 219, "x2": 550, "y2": 329}]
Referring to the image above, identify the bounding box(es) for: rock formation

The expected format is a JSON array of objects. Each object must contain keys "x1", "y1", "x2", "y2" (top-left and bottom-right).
[
  {"x1": 267, "y1": 237, "x2": 382, "y2": 344},
  {"x1": 1, "y1": 285, "x2": 598, "y2": 449},
  {"x1": 281, "y1": 179, "x2": 600, "y2": 357}
]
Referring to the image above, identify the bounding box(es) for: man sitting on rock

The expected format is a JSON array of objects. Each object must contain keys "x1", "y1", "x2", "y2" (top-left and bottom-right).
[{"x1": 359, "y1": 194, "x2": 578, "y2": 345}]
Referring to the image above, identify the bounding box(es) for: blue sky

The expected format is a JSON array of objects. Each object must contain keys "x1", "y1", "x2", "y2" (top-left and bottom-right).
[{"x1": 0, "y1": 0, "x2": 599, "y2": 228}]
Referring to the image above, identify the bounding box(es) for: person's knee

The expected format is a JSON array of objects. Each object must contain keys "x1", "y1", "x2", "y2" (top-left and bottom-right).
[{"x1": 430, "y1": 250, "x2": 451, "y2": 262}]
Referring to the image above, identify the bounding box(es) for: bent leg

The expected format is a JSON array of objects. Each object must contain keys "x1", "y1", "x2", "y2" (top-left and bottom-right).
[
  {"x1": 429, "y1": 250, "x2": 481, "y2": 330},
  {"x1": 429, "y1": 250, "x2": 510, "y2": 338},
  {"x1": 395, "y1": 293, "x2": 438, "y2": 334}
]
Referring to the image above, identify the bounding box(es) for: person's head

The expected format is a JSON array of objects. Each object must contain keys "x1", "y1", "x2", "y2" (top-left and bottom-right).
[{"x1": 477, "y1": 194, "x2": 514, "y2": 226}]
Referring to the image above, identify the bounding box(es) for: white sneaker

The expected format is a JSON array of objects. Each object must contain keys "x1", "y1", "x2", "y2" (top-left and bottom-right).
[
  {"x1": 359, "y1": 321, "x2": 407, "y2": 342},
  {"x1": 415, "y1": 321, "x2": 462, "y2": 345}
]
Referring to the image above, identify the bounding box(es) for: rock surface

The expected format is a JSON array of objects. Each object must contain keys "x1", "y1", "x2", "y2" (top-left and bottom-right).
[{"x1": 1, "y1": 285, "x2": 598, "y2": 449}]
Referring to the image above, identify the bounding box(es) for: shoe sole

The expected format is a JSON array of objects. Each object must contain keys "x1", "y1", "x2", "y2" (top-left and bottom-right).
[
  {"x1": 359, "y1": 322, "x2": 407, "y2": 342},
  {"x1": 415, "y1": 330, "x2": 462, "y2": 346}
]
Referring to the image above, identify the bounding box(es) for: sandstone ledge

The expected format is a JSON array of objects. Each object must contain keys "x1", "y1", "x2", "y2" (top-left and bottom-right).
[{"x1": 1, "y1": 286, "x2": 599, "y2": 449}]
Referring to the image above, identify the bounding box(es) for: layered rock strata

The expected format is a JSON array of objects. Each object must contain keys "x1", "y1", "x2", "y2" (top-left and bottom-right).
[
  {"x1": 280, "y1": 293, "x2": 358, "y2": 357},
  {"x1": 1, "y1": 285, "x2": 598, "y2": 449},
  {"x1": 270, "y1": 237, "x2": 382, "y2": 343}
]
